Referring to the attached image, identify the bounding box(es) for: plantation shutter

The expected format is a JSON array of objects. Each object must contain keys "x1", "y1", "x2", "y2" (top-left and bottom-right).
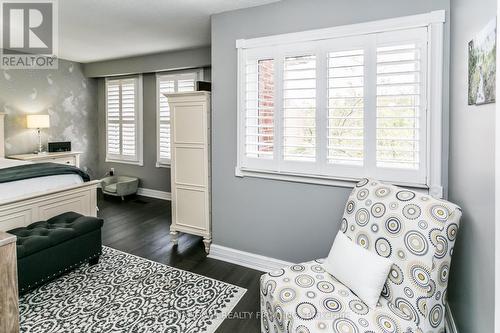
[
  {"x1": 327, "y1": 49, "x2": 365, "y2": 166},
  {"x1": 106, "y1": 80, "x2": 121, "y2": 156},
  {"x1": 106, "y1": 76, "x2": 142, "y2": 164},
  {"x1": 158, "y1": 79, "x2": 175, "y2": 164},
  {"x1": 177, "y1": 78, "x2": 196, "y2": 92},
  {"x1": 283, "y1": 55, "x2": 317, "y2": 162},
  {"x1": 157, "y1": 73, "x2": 197, "y2": 165},
  {"x1": 120, "y1": 79, "x2": 137, "y2": 157},
  {"x1": 243, "y1": 58, "x2": 275, "y2": 169},
  {"x1": 373, "y1": 28, "x2": 427, "y2": 183},
  {"x1": 238, "y1": 26, "x2": 430, "y2": 186}
]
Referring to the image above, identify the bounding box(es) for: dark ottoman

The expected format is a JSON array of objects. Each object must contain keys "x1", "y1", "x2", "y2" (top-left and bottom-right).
[{"x1": 7, "y1": 212, "x2": 103, "y2": 294}]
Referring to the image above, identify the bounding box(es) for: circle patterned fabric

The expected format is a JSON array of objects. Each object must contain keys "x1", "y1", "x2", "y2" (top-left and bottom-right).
[{"x1": 260, "y1": 179, "x2": 461, "y2": 333}]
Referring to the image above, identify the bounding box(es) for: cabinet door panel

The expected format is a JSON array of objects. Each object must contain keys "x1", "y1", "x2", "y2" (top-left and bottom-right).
[
  {"x1": 175, "y1": 188, "x2": 207, "y2": 231},
  {"x1": 173, "y1": 104, "x2": 205, "y2": 144},
  {"x1": 174, "y1": 147, "x2": 206, "y2": 186}
]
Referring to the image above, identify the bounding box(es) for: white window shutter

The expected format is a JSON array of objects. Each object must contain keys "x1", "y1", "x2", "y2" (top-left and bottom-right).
[
  {"x1": 158, "y1": 79, "x2": 175, "y2": 163},
  {"x1": 327, "y1": 49, "x2": 365, "y2": 166},
  {"x1": 105, "y1": 76, "x2": 143, "y2": 165},
  {"x1": 120, "y1": 79, "x2": 137, "y2": 157},
  {"x1": 237, "y1": 21, "x2": 437, "y2": 188},
  {"x1": 283, "y1": 55, "x2": 316, "y2": 162},
  {"x1": 156, "y1": 72, "x2": 198, "y2": 166},
  {"x1": 106, "y1": 81, "x2": 121, "y2": 156},
  {"x1": 177, "y1": 78, "x2": 196, "y2": 92},
  {"x1": 244, "y1": 59, "x2": 275, "y2": 161},
  {"x1": 373, "y1": 28, "x2": 428, "y2": 184}
]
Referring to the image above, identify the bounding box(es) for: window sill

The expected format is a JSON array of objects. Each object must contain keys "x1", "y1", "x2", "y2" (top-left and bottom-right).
[
  {"x1": 235, "y1": 167, "x2": 432, "y2": 194},
  {"x1": 105, "y1": 158, "x2": 143, "y2": 167},
  {"x1": 156, "y1": 162, "x2": 171, "y2": 168}
]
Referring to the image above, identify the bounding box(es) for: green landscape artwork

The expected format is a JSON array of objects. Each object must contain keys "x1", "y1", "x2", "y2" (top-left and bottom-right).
[{"x1": 468, "y1": 18, "x2": 496, "y2": 105}]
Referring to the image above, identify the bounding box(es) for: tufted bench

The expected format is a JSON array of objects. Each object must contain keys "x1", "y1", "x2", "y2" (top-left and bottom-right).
[{"x1": 8, "y1": 212, "x2": 103, "y2": 294}]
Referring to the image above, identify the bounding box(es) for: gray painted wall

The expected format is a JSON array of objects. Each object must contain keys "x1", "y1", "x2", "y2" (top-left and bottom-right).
[
  {"x1": 447, "y1": 0, "x2": 496, "y2": 331},
  {"x1": 84, "y1": 47, "x2": 211, "y2": 78},
  {"x1": 0, "y1": 59, "x2": 98, "y2": 176},
  {"x1": 93, "y1": 47, "x2": 211, "y2": 192},
  {"x1": 211, "y1": 0, "x2": 450, "y2": 263}
]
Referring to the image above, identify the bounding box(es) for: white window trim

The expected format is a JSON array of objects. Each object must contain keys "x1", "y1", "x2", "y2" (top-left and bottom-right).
[
  {"x1": 105, "y1": 75, "x2": 144, "y2": 166},
  {"x1": 155, "y1": 69, "x2": 204, "y2": 168},
  {"x1": 235, "y1": 10, "x2": 445, "y2": 197}
]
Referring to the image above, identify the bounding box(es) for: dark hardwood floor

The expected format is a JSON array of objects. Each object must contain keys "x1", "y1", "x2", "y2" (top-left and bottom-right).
[{"x1": 98, "y1": 192, "x2": 262, "y2": 333}]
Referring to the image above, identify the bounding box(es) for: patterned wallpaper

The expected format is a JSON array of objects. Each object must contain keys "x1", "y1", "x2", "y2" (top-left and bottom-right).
[{"x1": 0, "y1": 59, "x2": 98, "y2": 177}]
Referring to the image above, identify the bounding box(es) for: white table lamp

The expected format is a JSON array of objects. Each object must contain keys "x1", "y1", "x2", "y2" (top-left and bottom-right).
[{"x1": 27, "y1": 114, "x2": 50, "y2": 154}]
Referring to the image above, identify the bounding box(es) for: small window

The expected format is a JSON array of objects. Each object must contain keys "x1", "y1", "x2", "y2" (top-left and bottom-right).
[
  {"x1": 105, "y1": 75, "x2": 143, "y2": 165},
  {"x1": 156, "y1": 71, "x2": 201, "y2": 166}
]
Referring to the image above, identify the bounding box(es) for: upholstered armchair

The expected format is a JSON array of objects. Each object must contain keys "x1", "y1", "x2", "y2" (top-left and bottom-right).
[{"x1": 260, "y1": 179, "x2": 461, "y2": 333}]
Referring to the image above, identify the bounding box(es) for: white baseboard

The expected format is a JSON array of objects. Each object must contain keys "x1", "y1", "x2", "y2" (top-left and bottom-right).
[
  {"x1": 208, "y1": 244, "x2": 294, "y2": 273},
  {"x1": 137, "y1": 188, "x2": 171, "y2": 201},
  {"x1": 97, "y1": 183, "x2": 170, "y2": 201},
  {"x1": 445, "y1": 303, "x2": 458, "y2": 333}
]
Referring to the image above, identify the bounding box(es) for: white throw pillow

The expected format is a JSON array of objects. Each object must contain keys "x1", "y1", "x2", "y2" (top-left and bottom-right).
[{"x1": 323, "y1": 231, "x2": 393, "y2": 309}]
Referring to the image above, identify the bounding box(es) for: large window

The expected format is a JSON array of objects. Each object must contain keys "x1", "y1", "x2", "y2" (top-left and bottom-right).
[
  {"x1": 105, "y1": 75, "x2": 143, "y2": 165},
  {"x1": 156, "y1": 71, "x2": 202, "y2": 166},
  {"x1": 237, "y1": 11, "x2": 445, "y2": 194}
]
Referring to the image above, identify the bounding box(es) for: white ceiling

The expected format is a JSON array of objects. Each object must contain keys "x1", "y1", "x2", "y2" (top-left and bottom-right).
[{"x1": 59, "y1": 0, "x2": 280, "y2": 63}]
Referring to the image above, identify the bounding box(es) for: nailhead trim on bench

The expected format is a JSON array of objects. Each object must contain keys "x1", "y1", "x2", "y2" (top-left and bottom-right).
[{"x1": 21, "y1": 251, "x2": 102, "y2": 293}]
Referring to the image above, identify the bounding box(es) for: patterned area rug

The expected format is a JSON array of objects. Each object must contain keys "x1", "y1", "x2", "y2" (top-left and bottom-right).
[{"x1": 19, "y1": 246, "x2": 246, "y2": 333}]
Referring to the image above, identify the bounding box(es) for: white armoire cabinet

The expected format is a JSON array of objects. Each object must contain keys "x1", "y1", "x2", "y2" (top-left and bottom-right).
[{"x1": 166, "y1": 91, "x2": 211, "y2": 253}]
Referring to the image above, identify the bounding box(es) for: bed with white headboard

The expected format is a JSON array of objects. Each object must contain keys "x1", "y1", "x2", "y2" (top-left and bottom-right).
[{"x1": 0, "y1": 113, "x2": 99, "y2": 231}]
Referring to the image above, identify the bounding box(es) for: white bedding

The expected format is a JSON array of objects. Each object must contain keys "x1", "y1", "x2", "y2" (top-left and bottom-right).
[{"x1": 0, "y1": 158, "x2": 83, "y2": 202}]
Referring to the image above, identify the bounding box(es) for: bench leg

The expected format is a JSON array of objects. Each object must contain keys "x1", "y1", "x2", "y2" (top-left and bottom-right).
[{"x1": 89, "y1": 256, "x2": 99, "y2": 266}]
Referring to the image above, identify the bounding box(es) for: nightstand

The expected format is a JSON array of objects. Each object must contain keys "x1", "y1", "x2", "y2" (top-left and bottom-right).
[{"x1": 8, "y1": 151, "x2": 81, "y2": 168}]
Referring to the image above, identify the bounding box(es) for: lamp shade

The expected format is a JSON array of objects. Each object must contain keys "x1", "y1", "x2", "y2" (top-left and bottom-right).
[{"x1": 27, "y1": 115, "x2": 50, "y2": 129}]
